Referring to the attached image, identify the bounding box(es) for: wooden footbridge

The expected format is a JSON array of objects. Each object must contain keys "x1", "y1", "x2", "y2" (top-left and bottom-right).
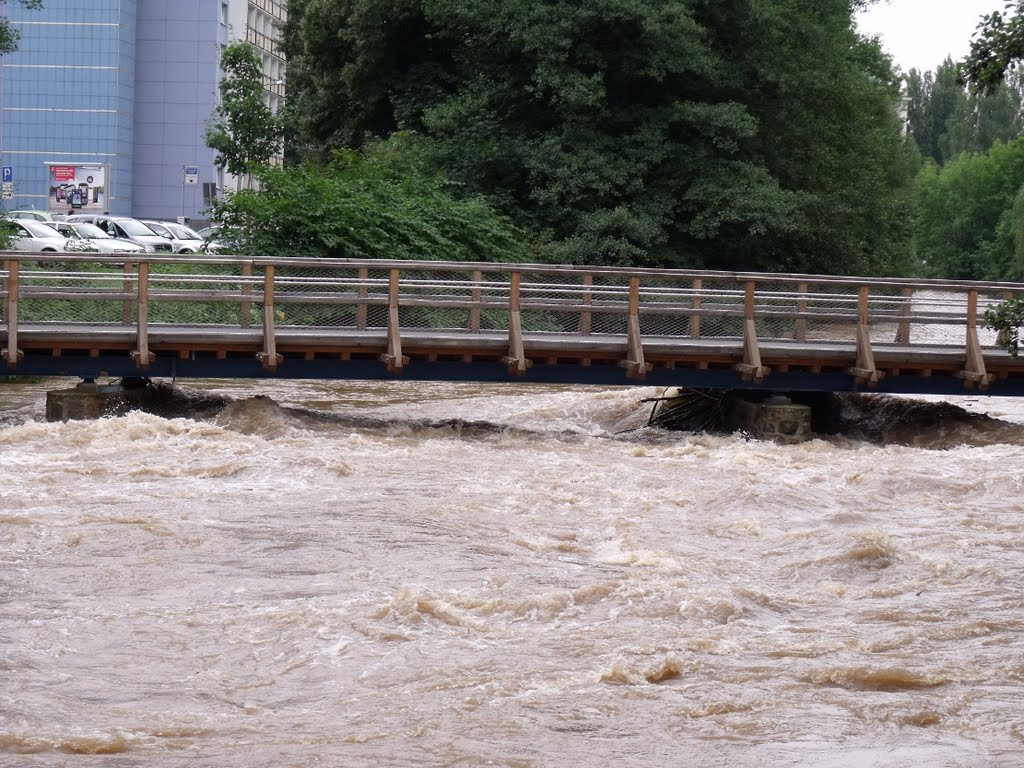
[{"x1": 3, "y1": 253, "x2": 1024, "y2": 395}]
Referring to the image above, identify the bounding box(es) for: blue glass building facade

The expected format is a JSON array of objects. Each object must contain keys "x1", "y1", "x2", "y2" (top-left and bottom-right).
[{"x1": 0, "y1": 0, "x2": 282, "y2": 222}]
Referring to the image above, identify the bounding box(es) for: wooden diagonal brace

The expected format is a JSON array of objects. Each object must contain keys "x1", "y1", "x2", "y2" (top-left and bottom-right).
[
  {"x1": 379, "y1": 268, "x2": 409, "y2": 374},
  {"x1": 958, "y1": 290, "x2": 993, "y2": 390},
  {"x1": 257, "y1": 265, "x2": 283, "y2": 371},
  {"x1": 2, "y1": 259, "x2": 22, "y2": 369},
  {"x1": 734, "y1": 282, "x2": 768, "y2": 383},
  {"x1": 501, "y1": 272, "x2": 532, "y2": 376},
  {"x1": 620, "y1": 276, "x2": 652, "y2": 380},
  {"x1": 131, "y1": 262, "x2": 155, "y2": 369},
  {"x1": 848, "y1": 287, "x2": 883, "y2": 386}
]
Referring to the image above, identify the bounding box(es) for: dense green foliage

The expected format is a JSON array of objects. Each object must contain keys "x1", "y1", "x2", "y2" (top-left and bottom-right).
[
  {"x1": 905, "y1": 60, "x2": 1023, "y2": 165},
  {"x1": 984, "y1": 294, "x2": 1024, "y2": 355},
  {"x1": 962, "y1": 1, "x2": 1024, "y2": 93},
  {"x1": 209, "y1": 134, "x2": 530, "y2": 260},
  {"x1": 913, "y1": 137, "x2": 1024, "y2": 281},
  {"x1": 206, "y1": 41, "x2": 283, "y2": 186},
  {"x1": 279, "y1": 0, "x2": 917, "y2": 274},
  {"x1": 0, "y1": 1, "x2": 42, "y2": 55}
]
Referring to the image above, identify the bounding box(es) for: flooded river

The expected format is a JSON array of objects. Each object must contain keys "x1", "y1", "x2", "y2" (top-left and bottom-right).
[{"x1": 1, "y1": 378, "x2": 1023, "y2": 767}]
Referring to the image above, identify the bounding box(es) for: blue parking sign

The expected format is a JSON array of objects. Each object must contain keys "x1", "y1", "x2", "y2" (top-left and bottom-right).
[{"x1": 2, "y1": 167, "x2": 12, "y2": 183}]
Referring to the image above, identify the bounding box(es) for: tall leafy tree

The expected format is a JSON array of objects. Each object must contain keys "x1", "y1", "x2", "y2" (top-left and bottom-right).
[
  {"x1": 206, "y1": 41, "x2": 283, "y2": 189},
  {"x1": 282, "y1": 0, "x2": 916, "y2": 274},
  {"x1": 0, "y1": 0, "x2": 43, "y2": 55},
  {"x1": 962, "y1": 1, "x2": 1024, "y2": 93},
  {"x1": 907, "y1": 58, "x2": 1022, "y2": 165},
  {"x1": 913, "y1": 137, "x2": 1024, "y2": 280}
]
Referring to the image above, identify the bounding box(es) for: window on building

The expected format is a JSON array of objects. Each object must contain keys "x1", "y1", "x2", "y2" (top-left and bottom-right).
[{"x1": 220, "y1": 3, "x2": 229, "y2": 25}]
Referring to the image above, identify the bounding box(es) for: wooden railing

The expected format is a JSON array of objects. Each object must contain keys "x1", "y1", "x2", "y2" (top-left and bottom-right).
[{"x1": 1, "y1": 254, "x2": 1022, "y2": 387}]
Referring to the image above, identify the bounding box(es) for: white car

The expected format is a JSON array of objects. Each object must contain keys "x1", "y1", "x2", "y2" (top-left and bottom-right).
[
  {"x1": 46, "y1": 221, "x2": 146, "y2": 254},
  {"x1": 3, "y1": 218, "x2": 98, "y2": 254},
  {"x1": 64, "y1": 215, "x2": 171, "y2": 253},
  {"x1": 140, "y1": 220, "x2": 207, "y2": 253}
]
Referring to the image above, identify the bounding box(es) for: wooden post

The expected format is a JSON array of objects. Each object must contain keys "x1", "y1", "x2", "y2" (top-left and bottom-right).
[
  {"x1": 122, "y1": 262, "x2": 134, "y2": 326},
  {"x1": 257, "y1": 264, "x2": 283, "y2": 370},
  {"x1": 380, "y1": 267, "x2": 408, "y2": 373},
  {"x1": 689, "y1": 277, "x2": 702, "y2": 338},
  {"x1": 793, "y1": 282, "x2": 808, "y2": 341},
  {"x1": 2, "y1": 259, "x2": 21, "y2": 368},
  {"x1": 621, "y1": 275, "x2": 651, "y2": 379},
  {"x1": 502, "y1": 270, "x2": 530, "y2": 375},
  {"x1": 735, "y1": 279, "x2": 767, "y2": 382},
  {"x1": 470, "y1": 269, "x2": 482, "y2": 332},
  {"x1": 849, "y1": 285, "x2": 881, "y2": 386},
  {"x1": 130, "y1": 261, "x2": 155, "y2": 368},
  {"x1": 959, "y1": 288, "x2": 992, "y2": 390},
  {"x1": 894, "y1": 286, "x2": 913, "y2": 344},
  {"x1": 580, "y1": 274, "x2": 593, "y2": 336},
  {"x1": 240, "y1": 262, "x2": 252, "y2": 328},
  {"x1": 356, "y1": 266, "x2": 368, "y2": 330}
]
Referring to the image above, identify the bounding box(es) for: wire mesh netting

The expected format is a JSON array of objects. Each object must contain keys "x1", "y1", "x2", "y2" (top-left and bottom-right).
[{"x1": 0, "y1": 258, "x2": 1017, "y2": 357}]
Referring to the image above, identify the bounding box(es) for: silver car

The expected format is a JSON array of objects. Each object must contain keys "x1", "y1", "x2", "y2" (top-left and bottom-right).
[
  {"x1": 47, "y1": 221, "x2": 146, "y2": 254},
  {"x1": 140, "y1": 220, "x2": 206, "y2": 253},
  {"x1": 3, "y1": 218, "x2": 98, "y2": 254},
  {"x1": 64, "y1": 215, "x2": 172, "y2": 253}
]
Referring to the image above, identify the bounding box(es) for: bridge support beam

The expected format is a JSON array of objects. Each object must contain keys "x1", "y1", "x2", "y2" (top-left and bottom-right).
[
  {"x1": 735, "y1": 281, "x2": 769, "y2": 383},
  {"x1": 130, "y1": 262, "x2": 155, "y2": 370},
  {"x1": 2, "y1": 259, "x2": 22, "y2": 369},
  {"x1": 257, "y1": 265, "x2": 284, "y2": 372},
  {"x1": 620, "y1": 276, "x2": 652, "y2": 380},
  {"x1": 380, "y1": 268, "x2": 409, "y2": 374},
  {"x1": 849, "y1": 287, "x2": 883, "y2": 387},
  {"x1": 959, "y1": 289, "x2": 994, "y2": 390},
  {"x1": 45, "y1": 379, "x2": 152, "y2": 422},
  {"x1": 502, "y1": 271, "x2": 532, "y2": 376}
]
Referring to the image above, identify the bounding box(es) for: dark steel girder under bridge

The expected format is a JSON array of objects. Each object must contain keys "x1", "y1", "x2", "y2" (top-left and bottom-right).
[{"x1": 3, "y1": 254, "x2": 1024, "y2": 397}]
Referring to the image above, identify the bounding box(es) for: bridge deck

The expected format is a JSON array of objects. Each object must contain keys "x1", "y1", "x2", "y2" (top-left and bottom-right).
[{"x1": 2, "y1": 255, "x2": 1024, "y2": 394}]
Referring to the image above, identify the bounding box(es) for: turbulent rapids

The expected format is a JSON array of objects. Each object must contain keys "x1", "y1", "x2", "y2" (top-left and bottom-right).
[
  {"x1": 133, "y1": 380, "x2": 1024, "y2": 449},
  {"x1": 2, "y1": 377, "x2": 1024, "y2": 767}
]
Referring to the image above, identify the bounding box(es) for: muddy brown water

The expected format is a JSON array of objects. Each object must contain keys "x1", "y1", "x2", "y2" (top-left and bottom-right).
[{"x1": 1, "y1": 378, "x2": 1023, "y2": 767}]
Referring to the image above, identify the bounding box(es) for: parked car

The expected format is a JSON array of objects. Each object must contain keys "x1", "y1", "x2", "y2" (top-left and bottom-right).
[
  {"x1": 64, "y1": 215, "x2": 171, "y2": 253},
  {"x1": 45, "y1": 221, "x2": 146, "y2": 254},
  {"x1": 140, "y1": 220, "x2": 206, "y2": 253},
  {"x1": 1, "y1": 218, "x2": 98, "y2": 254},
  {"x1": 194, "y1": 224, "x2": 234, "y2": 253},
  {"x1": 6, "y1": 209, "x2": 56, "y2": 222}
]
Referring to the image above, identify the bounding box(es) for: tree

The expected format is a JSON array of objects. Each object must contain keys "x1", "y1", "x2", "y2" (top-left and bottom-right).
[
  {"x1": 906, "y1": 58, "x2": 1023, "y2": 165},
  {"x1": 206, "y1": 41, "x2": 283, "y2": 189},
  {"x1": 208, "y1": 133, "x2": 530, "y2": 261},
  {"x1": 282, "y1": 0, "x2": 917, "y2": 275},
  {"x1": 961, "y1": 1, "x2": 1024, "y2": 93},
  {"x1": 0, "y1": 1, "x2": 43, "y2": 55},
  {"x1": 912, "y1": 137, "x2": 1024, "y2": 280}
]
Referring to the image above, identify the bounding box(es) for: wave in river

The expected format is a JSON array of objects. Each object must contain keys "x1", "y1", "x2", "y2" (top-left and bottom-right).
[{"x1": 130, "y1": 381, "x2": 1024, "y2": 450}]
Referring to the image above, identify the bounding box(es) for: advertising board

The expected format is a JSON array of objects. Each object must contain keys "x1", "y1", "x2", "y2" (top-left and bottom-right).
[{"x1": 47, "y1": 164, "x2": 108, "y2": 214}]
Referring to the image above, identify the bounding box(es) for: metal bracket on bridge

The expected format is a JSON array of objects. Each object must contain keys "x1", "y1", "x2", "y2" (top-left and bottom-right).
[
  {"x1": 1, "y1": 346, "x2": 22, "y2": 368},
  {"x1": 131, "y1": 350, "x2": 155, "y2": 369}
]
